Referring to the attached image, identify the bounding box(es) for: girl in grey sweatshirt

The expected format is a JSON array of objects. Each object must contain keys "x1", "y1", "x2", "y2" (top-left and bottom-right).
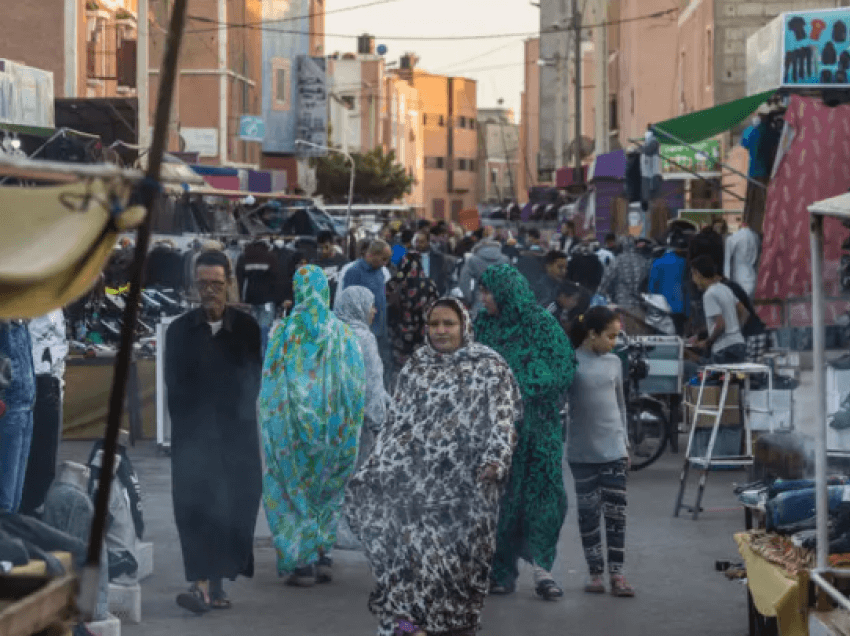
[{"x1": 567, "y1": 306, "x2": 635, "y2": 598}]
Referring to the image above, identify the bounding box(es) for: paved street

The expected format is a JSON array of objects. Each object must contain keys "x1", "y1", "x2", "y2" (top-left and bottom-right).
[{"x1": 61, "y1": 433, "x2": 752, "y2": 636}]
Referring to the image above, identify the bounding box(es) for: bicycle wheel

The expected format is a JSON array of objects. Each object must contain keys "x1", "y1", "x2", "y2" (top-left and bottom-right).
[{"x1": 628, "y1": 401, "x2": 668, "y2": 471}]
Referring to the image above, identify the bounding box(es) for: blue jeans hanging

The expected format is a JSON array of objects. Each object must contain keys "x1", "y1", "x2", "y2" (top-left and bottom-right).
[{"x1": 0, "y1": 322, "x2": 35, "y2": 513}]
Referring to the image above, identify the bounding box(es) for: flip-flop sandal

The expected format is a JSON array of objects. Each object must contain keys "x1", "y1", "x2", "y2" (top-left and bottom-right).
[
  {"x1": 210, "y1": 596, "x2": 233, "y2": 609},
  {"x1": 395, "y1": 618, "x2": 427, "y2": 635},
  {"x1": 209, "y1": 594, "x2": 232, "y2": 610},
  {"x1": 535, "y1": 578, "x2": 564, "y2": 601},
  {"x1": 176, "y1": 584, "x2": 210, "y2": 614}
]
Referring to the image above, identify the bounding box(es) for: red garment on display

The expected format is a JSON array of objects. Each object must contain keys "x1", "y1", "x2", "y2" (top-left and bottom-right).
[{"x1": 755, "y1": 96, "x2": 850, "y2": 329}]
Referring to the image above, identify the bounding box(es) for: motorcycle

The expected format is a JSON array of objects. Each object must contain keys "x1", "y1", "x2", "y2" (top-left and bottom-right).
[{"x1": 615, "y1": 333, "x2": 672, "y2": 471}]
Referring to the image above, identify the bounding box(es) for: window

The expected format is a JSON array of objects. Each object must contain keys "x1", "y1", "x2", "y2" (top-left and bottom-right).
[
  {"x1": 433, "y1": 199, "x2": 446, "y2": 219},
  {"x1": 468, "y1": 159, "x2": 475, "y2": 171},
  {"x1": 423, "y1": 113, "x2": 428, "y2": 126},
  {"x1": 340, "y1": 95, "x2": 355, "y2": 110},
  {"x1": 451, "y1": 199, "x2": 463, "y2": 217},
  {"x1": 425, "y1": 156, "x2": 446, "y2": 169},
  {"x1": 458, "y1": 116, "x2": 466, "y2": 128},
  {"x1": 438, "y1": 115, "x2": 445, "y2": 127},
  {"x1": 609, "y1": 96, "x2": 618, "y2": 132},
  {"x1": 469, "y1": 118, "x2": 476, "y2": 129},
  {"x1": 705, "y1": 27, "x2": 714, "y2": 87},
  {"x1": 271, "y1": 58, "x2": 292, "y2": 112}
]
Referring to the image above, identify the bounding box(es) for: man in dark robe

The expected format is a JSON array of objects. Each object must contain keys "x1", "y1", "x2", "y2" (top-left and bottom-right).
[{"x1": 165, "y1": 249, "x2": 262, "y2": 613}]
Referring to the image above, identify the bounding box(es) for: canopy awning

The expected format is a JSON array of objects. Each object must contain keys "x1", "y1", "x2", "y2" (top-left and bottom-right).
[{"x1": 652, "y1": 89, "x2": 776, "y2": 144}]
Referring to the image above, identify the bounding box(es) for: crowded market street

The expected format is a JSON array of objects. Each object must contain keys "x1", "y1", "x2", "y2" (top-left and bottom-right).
[{"x1": 60, "y1": 437, "x2": 750, "y2": 636}]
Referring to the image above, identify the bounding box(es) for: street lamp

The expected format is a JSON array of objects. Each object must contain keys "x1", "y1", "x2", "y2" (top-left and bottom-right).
[{"x1": 295, "y1": 139, "x2": 356, "y2": 254}]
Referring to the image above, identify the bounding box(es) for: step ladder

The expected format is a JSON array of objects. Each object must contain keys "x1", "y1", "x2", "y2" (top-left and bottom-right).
[{"x1": 674, "y1": 363, "x2": 773, "y2": 520}]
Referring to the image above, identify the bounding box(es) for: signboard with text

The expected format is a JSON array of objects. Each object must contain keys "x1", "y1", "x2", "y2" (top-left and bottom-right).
[{"x1": 660, "y1": 139, "x2": 721, "y2": 174}]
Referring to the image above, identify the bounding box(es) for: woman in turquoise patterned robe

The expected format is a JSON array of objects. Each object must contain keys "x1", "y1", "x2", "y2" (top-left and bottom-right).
[{"x1": 259, "y1": 265, "x2": 366, "y2": 585}]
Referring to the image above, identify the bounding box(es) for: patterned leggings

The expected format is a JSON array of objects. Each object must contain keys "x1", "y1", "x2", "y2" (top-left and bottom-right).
[{"x1": 569, "y1": 459, "x2": 628, "y2": 576}]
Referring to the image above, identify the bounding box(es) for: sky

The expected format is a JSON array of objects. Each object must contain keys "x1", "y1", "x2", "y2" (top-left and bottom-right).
[{"x1": 324, "y1": 0, "x2": 541, "y2": 120}]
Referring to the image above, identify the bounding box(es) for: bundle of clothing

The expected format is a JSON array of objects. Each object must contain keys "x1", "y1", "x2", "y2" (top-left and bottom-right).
[{"x1": 738, "y1": 476, "x2": 850, "y2": 557}]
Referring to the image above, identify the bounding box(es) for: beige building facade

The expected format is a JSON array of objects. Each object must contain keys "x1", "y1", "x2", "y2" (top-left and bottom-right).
[
  {"x1": 477, "y1": 106, "x2": 520, "y2": 204},
  {"x1": 393, "y1": 59, "x2": 479, "y2": 220}
]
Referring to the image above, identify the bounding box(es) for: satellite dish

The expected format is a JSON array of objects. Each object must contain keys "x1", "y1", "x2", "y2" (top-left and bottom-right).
[{"x1": 377, "y1": 44, "x2": 387, "y2": 55}]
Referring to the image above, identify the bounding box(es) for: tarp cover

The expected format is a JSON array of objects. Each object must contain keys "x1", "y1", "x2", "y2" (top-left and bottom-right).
[
  {"x1": 755, "y1": 96, "x2": 850, "y2": 329},
  {"x1": 652, "y1": 90, "x2": 776, "y2": 144}
]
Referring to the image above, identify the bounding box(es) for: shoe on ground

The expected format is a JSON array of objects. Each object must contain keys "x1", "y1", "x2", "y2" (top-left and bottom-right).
[
  {"x1": 535, "y1": 577, "x2": 564, "y2": 601},
  {"x1": 610, "y1": 574, "x2": 635, "y2": 597},
  {"x1": 286, "y1": 564, "x2": 317, "y2": 587},
  {"x1": 176, "y1": 584, "x2": 210, "y2": 614},
  {"x1": 316, "y1": 555, "x2": 333, "y2": 583},
  {"x1": 584, "y1": 575, "x2": 606, "y2": 594}
]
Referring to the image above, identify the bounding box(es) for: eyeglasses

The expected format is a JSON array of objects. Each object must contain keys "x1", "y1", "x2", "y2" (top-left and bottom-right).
[{"x1": 195, "y1": 280, "x2": 226, "y2": 292}]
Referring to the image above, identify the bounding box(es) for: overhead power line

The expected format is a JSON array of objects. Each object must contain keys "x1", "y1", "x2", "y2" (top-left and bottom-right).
[
  {"x1": 186, "y1": 0, "x2": 398, "y2": 31},
  {"x1": 183, "y1": 7, "x2": 679, "y2": 40}
]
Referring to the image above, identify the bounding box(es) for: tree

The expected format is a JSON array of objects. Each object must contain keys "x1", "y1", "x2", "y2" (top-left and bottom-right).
[{"x1": 313, "y1": 146, "x2": 413, "y2": 204}]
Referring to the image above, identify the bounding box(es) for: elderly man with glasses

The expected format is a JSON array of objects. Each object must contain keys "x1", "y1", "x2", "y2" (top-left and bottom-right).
[{"x1": 165, "y1": 249, "x2": 263, "y2": 614}]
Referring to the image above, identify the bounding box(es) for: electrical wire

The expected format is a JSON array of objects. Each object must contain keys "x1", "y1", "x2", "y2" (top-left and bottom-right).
[
  {"x1": 184, "y1": 7, "x2": 679, "y2": 40},
  {"x1": 186, "y1": 0, "x2": 399, "y2": 31},
  {"x1": 434, "y1": 40, "x2": 524, "y2": 73}
]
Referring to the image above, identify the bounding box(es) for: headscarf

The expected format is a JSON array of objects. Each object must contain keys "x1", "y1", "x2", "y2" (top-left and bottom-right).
[
  {"x1": 421, "y1": 296, "x2": 474, "y2": 358},
  {"x1": 386, "y1": 253, "x2": 439, "y2": 357},
  {"x1": 474, "y1": 263, "x2": 576, "y2": 399},
  {"x1": 334, "y1": 285, "x2": 390, "y2": 430},
  {"x1": 260, "y1": 265, "x2": 365, "y2": 449}
]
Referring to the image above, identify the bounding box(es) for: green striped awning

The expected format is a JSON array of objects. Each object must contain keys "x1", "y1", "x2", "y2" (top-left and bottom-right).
[{"x1": 652, "y1": 89, "x2": 776, "y2": 145}]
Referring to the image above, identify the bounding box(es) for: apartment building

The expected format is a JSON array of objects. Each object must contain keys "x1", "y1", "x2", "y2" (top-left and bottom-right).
[
  {"x1": 518, "y1": 38, "x2": 540, "y2": 201},
  {"x1": 477, "y1": 106, "x2": 520, "y2": 204},
  {"x1": 0, "y1": 0, "x2": 138, "y2": 99},
  {"x1": 392, "y1": 55, "x2": 478, "y2": 220}
]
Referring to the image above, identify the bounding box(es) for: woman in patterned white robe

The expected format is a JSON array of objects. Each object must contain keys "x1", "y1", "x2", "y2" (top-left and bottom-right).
[{"x1": 345, "y1": 297, "x2": 522, "y2": 636}]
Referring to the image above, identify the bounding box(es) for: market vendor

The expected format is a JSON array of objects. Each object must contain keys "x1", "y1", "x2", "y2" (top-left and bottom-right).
[{"x1": 688, "y1": 255, "x2": 748, "y2": 364}]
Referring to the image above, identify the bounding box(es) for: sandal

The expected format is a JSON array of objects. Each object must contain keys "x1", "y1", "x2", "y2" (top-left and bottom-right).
[
  {"x1": 209, "y1": 591, "x2": 232, "y2": 610},
  {"x1": 176, "y1": 583, "x2": 210, "y2": 614},
  {"x1": 610, "y1": 574, "x2": 635, "y2": 597},
  {"x1": 395, "y1": 618, "x2": 427, "y2": 635},
  {"x1": 534, "y1": 578, "x2": 564, "y2": 601},
  {"x1": 584, "y1": 575, "x2": 606, "y2": 594},
  {"x1": 286, "y1": 564, "x2": 317, "y2": 587},
  {"x1": 488, "y1": 581, "x2": 515, "y2": 595},
  {"x1": 316, "y1": 555, "x2": 333, "y2": 584}
]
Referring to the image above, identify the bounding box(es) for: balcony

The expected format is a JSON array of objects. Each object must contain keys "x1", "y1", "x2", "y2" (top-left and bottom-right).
[{"x1": 86, "y1": 9, "x2": 137, "y2": 88}]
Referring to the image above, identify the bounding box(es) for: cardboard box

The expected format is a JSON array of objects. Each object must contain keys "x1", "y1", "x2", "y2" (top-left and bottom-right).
[{"x1": 684, "y1": 384, "x2": 741, "y2": 428}]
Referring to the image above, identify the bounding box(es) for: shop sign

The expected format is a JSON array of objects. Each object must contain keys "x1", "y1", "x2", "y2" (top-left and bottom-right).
[
  {"x1": 747, "y1": 8, "x2": 850, "y2": 94},
  {"x1": 239, "y1": 116, "x2": 265, "y2": 142},
  {"x1": 181, "y1": 128, "x2": 219, "y2": 158},
  {"x1": 660, "y1": 139, "x2": 721, "y2": 174}
]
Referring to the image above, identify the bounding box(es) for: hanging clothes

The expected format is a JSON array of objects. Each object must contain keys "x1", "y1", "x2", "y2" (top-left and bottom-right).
[
  {"x1": 259, "y1": 266, "x2": 365, "y2": 574},
  {"x1": 474, "y1": 265, "x2": 576, "y2": 589},
  {"x1": 346, "y1": 298, "x2": 521, "y2": 636},
  {"x1": 640, "y1": 130, "x2": 662, "y2": 211}
]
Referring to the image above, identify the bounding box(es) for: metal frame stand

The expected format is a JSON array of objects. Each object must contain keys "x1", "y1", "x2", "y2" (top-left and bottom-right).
[{"x1": 674, "y1": 362, "x2": 773, "y2": 520}]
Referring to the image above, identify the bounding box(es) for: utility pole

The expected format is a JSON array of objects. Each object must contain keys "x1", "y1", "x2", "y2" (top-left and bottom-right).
[
  {"x1": 573, "y1": 0, "x2": 583, "y2": 185},
  {"x1": 555, "y1": 46, "x2": 565, "y2": 171},
  {"x1": 594, "y1": 0, "x2": 609, "y2": 155},
  {"x1": 137, "y1": 0, "x2": 149, "y2": 149}
]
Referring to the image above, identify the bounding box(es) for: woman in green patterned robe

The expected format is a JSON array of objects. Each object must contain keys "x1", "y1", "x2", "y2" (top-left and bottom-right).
[{"x1": 474, "y1": 263, "x2": 576, "y2": 600}]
